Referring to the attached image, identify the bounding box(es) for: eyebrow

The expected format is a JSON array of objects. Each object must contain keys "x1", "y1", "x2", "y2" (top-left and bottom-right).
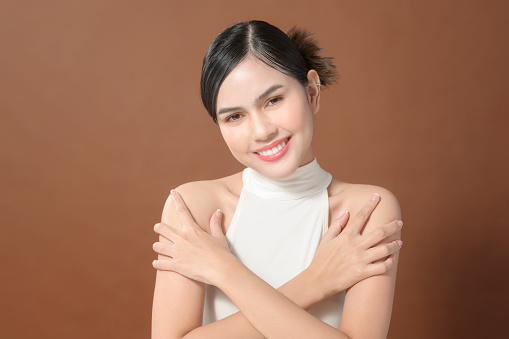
[{"x1": 217, "y1": 84, "x2": 284, "y2": 116}]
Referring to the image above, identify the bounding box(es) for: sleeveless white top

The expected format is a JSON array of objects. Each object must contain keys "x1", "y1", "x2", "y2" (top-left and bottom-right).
[{"x1": 203, "y1": 159, "x2": 345, "y2": 328}]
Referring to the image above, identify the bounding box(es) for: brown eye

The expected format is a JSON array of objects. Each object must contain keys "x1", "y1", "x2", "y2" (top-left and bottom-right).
[
  {"x1": 267, "y1": 97, "x2": 282, "y2": 106},
  {"x1": 226, "y1": 113, "x2": 241, "y2": 122}
]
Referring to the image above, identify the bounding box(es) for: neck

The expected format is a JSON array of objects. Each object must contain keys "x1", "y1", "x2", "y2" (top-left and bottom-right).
[{"x1": 243, "y1": 158, "x2": 332, "y2": 200}]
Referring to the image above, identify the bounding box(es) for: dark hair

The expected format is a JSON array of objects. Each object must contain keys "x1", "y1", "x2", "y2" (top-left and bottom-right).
[{"x1": 201, "y1": 20, "x2": 338, "y2": 123}]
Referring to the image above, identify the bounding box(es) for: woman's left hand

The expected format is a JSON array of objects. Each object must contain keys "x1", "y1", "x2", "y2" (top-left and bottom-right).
[{"x1": 152, "y1": 190, "x2": 232, "y2": 285}]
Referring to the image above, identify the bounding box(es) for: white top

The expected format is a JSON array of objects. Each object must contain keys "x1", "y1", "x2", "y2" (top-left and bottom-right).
[{"x1": 203, "y1": 159, "x2": 345, "y2": 328}]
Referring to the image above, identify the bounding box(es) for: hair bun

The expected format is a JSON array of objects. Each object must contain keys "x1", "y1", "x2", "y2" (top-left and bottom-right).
[{"x1": 287, "y1": 27, "x2": 338, "y2": 86}]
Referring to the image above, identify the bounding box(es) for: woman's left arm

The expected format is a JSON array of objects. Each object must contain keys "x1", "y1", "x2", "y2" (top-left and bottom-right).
[
  {"x1": 219, "y1": 188, "x2": 402, "y2": 339},
  {"x1": 338, "y1": 187, "x2": 402, "y2": 338}
]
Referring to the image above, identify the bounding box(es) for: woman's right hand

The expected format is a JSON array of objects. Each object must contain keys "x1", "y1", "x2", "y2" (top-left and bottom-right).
[
  {"x1": 152, "y1": 190, "x2": 232, "y2": 286},
  {"x1": 307, "y1": 193, "x2": 403, "y2": 299}
]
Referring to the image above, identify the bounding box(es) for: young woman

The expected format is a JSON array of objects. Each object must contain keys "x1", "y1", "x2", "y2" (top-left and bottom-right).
[{"x1": 151, "y1": 20, "x2": 402, "y2": 338}]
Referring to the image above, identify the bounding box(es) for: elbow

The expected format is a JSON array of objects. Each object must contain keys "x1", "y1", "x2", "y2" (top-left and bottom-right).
[
  {"x1": 152, "y1": 333, "x2": 185, "y2": 339},
  {"x1": 152, "y1": 324, "x2": 192, "y2": 339}
]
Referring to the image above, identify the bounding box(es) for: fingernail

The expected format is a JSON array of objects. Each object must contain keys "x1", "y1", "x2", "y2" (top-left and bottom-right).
[
  {"x1": 371, "y1": 193, "x2": 380, "y2": 202},
  {"x1": 152, "y1": 260, "x2": 158, "y2": 267},
  {"x1": 397, "y1": 220, "x2": 403, "y2": 228},
  {"x1": 342, "y1": 210, "x2": 349, "y2": 217},
  {"x1": 154, "y1": 223, "x2": 159, "y2": 230},
  {"x1": 215, "y1": 209, "x2": 222, "y2": 217},
  {"x1": 397, "y1": 240, "x2": 403, "y2": 247},
  {"x1": 170, "y1": 189, "x2": 175, "y2": 196}
]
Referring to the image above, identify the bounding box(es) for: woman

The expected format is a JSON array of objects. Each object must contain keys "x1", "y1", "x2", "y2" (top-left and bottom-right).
[{"x1": 152, "y1": 20, "x2": 402, "y2": 338}]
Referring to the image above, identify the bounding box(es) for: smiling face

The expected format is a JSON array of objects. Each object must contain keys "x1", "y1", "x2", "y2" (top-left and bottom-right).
[{"x1": 216, "y1": 56, "x2": 321, "y2": 179}]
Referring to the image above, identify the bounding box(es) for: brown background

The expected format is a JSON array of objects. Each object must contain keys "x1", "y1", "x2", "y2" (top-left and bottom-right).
[{"x1": 1, "y1": 1, "x2": 508, "y2": 338}]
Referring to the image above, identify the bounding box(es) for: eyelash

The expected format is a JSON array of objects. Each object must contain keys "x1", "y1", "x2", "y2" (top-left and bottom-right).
[
  {"x1": 267, "y1": 96, "x2": 282, "y2": 106},
  {"x1": 223, "y1": 96, "x2": 283, "y2": 123},
  {"x1": 225, "y1": 113, "x2": 242, "y2": 123}
]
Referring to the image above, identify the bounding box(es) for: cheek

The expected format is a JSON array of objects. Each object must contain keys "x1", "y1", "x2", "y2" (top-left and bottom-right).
[
  {"x1": 220, "y1": 129, "x2": 252, "y2": 166},
  {"x1": 220, "y1": 129, "x2": 248, "y2": 153},
  {"x1": 282, "y1": 100, "x2": 314, "y2": 133}
]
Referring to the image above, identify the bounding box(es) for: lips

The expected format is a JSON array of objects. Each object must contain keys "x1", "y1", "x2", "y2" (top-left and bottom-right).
[{"x1": 254, "y1": 137, "x2": 291, "y2": 161}]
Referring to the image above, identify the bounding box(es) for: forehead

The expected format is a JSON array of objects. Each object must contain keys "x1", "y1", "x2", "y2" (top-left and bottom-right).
[{"x1": 216, "y1": 57, "x2": 296, "y2": 109}]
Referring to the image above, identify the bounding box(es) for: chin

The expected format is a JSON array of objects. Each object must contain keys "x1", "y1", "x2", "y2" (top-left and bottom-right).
[{"x1": 235, "y1": 154, "x2": 302, "y2": 179}]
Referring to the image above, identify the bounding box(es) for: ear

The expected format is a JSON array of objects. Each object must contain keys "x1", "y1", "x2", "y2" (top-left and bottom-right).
[{"x1": 306, "y1": 70, "x2": 321, "y2": 115}]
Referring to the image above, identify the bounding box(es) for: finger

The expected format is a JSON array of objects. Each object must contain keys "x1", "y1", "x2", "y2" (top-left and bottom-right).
[
  {"x1": 322, "y1": 211, "x2": 349, "y2": 242},
  {"x1": 348, "y1": 193, "x2": 380, "y2": 234},
  {"x1": 153, "y1": 241, "x2": 175, "y2": 257},
  {"x1": 365, "y1": 240, "x2": 402, "y2": 263},
  {"x1": 153, "y1": 223, "x2": 179, "y2": 243},
  {"x1": 363, "y1": 254, "x2": 397, "y2": 277},
  {"x1": 152, "y1": 259, "x2": 175, "y2": 271},
  {"x1": 209, "y1": 209, "x2": 225, "y2": 239},
  {"x1": 170, "y1": 190, "x2": 197, "y2": 228},
  {"x1": 362, "y1": 220, "x2": 403, "y2": 248}
]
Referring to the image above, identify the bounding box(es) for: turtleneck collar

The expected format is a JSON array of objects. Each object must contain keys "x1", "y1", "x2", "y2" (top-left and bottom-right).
[{"x1": 242, "y1": 158, "x2": 332, "y2": 201}]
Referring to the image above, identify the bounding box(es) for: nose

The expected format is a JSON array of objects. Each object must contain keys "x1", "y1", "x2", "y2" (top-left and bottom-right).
[{"x1": 251, "y1": 111, "x2": 277, "y2": 141}]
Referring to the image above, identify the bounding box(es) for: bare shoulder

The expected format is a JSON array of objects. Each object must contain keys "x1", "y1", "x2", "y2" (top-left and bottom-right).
[
  {"x1": 161, "y1": 172, "x2": 243, "y2": 233},
  {"x1": 329, "y1": 179, "x2": 401, "y2": 233}
]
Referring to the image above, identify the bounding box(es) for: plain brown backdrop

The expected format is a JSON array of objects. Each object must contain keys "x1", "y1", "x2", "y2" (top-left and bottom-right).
[{"x1": 1, "y1": 1, "x2": 508, "y2": 338}]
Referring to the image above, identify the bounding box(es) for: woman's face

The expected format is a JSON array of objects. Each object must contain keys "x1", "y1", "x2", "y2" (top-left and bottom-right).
[{"x1": 216, "y1": 56, "x2": 320, "y2": 179}]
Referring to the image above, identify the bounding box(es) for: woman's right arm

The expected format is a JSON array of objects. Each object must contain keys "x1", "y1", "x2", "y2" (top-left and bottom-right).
[
  {"x1": 152, "y1": 183, "x2": 298, "y2": 339},
  {"x1": 151, "y1": 186, "x2": 207, "y2": 338},
  {"x1": 152, "y1": 182, "x2": 268, "y2": 339},
  {"x1": 152, "y1": 187, "x2": 401, "y2": 338}
]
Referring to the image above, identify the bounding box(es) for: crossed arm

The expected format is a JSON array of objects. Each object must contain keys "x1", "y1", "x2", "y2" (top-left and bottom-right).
[{"x1": 152, "y1": 188, "x2": 402, "y2": 338}]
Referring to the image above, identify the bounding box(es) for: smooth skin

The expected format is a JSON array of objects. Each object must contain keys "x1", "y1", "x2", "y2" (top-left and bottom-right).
[{"x1": 152, "y1": 58, "x2": 402, "y2": 338}]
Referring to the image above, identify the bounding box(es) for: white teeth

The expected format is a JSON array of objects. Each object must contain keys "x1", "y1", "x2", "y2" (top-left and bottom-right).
[{"x1": 257, "y1": 139, "x2": 288, "y2": 157}]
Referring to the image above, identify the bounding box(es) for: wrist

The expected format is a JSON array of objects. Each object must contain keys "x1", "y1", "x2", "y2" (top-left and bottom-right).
[
  {"x1": 303, "y1": 262, "x2": 348, "y2": 300},
  {"x1": 279, "y1": 268, "x2": 325, "y2": 309},
  {"x1": 300, "y1": 268, "x2": 327, "y2": 307},
  {"x1": 211, "y1": 251, "x2": 241, "y2": 288}
]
